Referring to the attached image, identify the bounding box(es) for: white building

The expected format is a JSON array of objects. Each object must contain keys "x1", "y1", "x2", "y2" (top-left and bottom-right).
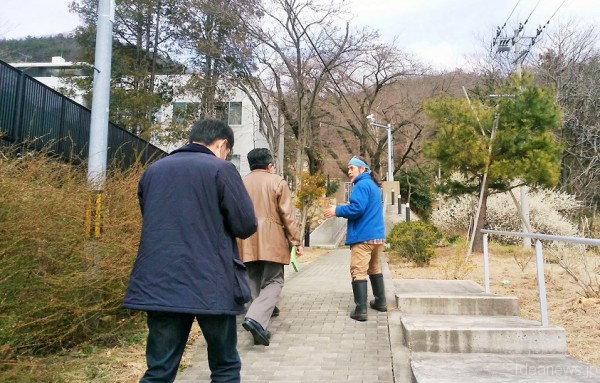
[
  {"x1": 9, "y1": 57, "x2": 274, "y2": 176},
  {"x1": 155, "y1": 76, "x2": 270, "y2": 175},
  {"x1": 10, "y1": 56, "x2": 87, "y2": 105}
]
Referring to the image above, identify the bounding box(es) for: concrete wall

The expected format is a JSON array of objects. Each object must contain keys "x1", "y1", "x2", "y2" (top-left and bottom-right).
[
  {"x1": 309, "y1": 216, "x2": 347, "y2": 248},
  {"x1": 382, "y1": 180, "x2": 400, "y2": 204}
]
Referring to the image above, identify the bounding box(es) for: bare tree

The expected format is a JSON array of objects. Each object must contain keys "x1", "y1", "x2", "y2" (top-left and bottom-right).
[
  {"x1": 235, "y1": 61, "x2": 287, "y2": 172},
  {"x1": 242, "y1": 0, "x2": 362, "y2": 178},
  {"x1": 533, "y1": 21, "x2": 600, "y2": 229},
  {"x1": 319, "y1": 39, "x2": 425, "y2": 177}
]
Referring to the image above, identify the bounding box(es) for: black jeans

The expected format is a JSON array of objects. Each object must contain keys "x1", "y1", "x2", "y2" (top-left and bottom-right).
[{"x1": 141, "y1": 311, "x2": 240, "y2": 383}]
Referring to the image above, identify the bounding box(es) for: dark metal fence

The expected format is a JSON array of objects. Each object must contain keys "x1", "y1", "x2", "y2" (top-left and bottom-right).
[{"x1": 0, "y1": 58, "x2": 166, "y2": 167}]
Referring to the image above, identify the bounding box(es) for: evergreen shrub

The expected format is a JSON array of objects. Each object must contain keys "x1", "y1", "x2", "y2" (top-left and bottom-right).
[{"x1": 386, "y1": 221, "x2": 442, "y2": 266}]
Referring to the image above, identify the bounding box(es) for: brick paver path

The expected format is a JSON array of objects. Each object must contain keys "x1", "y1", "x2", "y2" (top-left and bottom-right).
[{"x1": 175, "y1": 248, "x2": 394, "y2": 383}]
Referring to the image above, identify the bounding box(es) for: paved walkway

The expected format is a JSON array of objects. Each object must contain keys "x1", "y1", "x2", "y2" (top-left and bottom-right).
[{"x1": 175, "y1": 248, "x2": 397, "y2": 383}]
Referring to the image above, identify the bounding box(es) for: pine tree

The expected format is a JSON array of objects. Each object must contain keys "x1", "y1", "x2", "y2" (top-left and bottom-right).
[{"x1": 424, "y1": 72, "x2": 563, "y2": 252}]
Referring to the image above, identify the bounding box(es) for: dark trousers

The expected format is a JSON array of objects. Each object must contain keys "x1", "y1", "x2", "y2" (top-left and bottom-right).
[
  {"x1": 245, "y1": 261, "x2": 284, "y2": 330},
  {"x1": 140, "y1": 311, "x2": 240, "y2": 383}
]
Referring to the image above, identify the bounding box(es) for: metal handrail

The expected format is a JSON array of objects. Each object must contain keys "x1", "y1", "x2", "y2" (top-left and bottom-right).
[{"x1": 480, "y1": 229, "x2": 600, "y2": 327}]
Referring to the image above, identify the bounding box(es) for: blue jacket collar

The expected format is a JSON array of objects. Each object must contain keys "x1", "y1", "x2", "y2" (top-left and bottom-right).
[
  {"x1": 170, "y1": 143, "x2": 215, "y2": 156},
  {"x1": 353, "y1": 172, "x2": 370, "y2": 184}
]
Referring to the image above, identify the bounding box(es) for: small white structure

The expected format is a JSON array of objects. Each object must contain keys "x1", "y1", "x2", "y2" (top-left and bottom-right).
[{"x1": 10, "y1": 56, "x2": 87, "y2": 105}]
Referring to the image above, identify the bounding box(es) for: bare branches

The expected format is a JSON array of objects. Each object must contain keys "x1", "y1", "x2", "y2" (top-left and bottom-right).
[{"x1": 533, "y1": 20, "x2": 600, "y2": 217}]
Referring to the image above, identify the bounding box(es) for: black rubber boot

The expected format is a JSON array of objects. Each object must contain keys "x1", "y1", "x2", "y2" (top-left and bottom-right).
[
  {"x1": 350, "y1": 280, "x2": 368, "y2": 321},
  {"x1": 369, "y1": 273, "x2": 388, "y2": 312}
]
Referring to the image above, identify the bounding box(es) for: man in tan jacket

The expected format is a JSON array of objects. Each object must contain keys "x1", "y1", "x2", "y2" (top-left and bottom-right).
[{"x1": 237, "y1": 148, "x2": 303, "y2": 346}]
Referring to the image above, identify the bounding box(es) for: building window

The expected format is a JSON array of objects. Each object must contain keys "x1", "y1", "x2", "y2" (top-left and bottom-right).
[
  {"x1": 230, "y1": 154, "x2": 241, "y2": 172},
  {"x1": 173, "y1": 102, "x2": 199, "y2": 124},
  {"x1": 216, "y1": 101, "x2": 242, "y2": 125}
]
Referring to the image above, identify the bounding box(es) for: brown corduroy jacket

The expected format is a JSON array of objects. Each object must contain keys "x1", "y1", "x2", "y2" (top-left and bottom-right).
[{"x1": 236, "y1": 169, "x2": 301, "y2": 265}]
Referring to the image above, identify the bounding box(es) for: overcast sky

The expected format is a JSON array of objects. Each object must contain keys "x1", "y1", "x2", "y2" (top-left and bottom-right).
[{"x1": 1, "y1": 0, "x2": 599, "y2": 71}]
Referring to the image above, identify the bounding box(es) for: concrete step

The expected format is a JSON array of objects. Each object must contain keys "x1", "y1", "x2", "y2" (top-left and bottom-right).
[
  {"x1": 401, "y1": 314, "x2": 566, "y2": 354},
  {"x1": 410, "y1": 352, "x2": 600, "y2": 383},
  {"x1": 395, "y1": 279, "x2": 519, "y2": 316}
]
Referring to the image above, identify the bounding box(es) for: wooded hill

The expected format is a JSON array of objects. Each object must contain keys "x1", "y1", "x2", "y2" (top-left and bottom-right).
[{"x1": 0, "y1": 34, "x2": 80, "y2": 62}]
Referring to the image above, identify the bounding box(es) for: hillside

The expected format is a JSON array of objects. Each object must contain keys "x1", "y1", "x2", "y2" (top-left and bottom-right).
[{"x1": 0, "y1": 34, "x2": 80, "y2": 63}]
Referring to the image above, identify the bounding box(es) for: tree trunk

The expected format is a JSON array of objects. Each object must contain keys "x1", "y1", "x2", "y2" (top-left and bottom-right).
[
  {"x1": 304, "y1": 223, "x2": 311, "y2": 247},
  {"x1": 472, "y1": 186, "x2": 489, "y2": 254}
]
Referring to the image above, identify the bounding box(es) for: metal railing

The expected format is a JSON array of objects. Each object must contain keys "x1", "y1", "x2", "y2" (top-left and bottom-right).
[
  {"x1": 0, "y1": 59, "x2": 166, "y2": 167},
  {"x1": 481, "y1": 229, "x2": 600, "y2": 327}
]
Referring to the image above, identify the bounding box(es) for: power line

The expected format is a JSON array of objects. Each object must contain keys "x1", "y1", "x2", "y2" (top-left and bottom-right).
[
  {"x1": 521, "y1": 0, "x2": 542, "y2": 30},
  {"x1": 493, "y1": 0, "x2": 521, "y2": 52},
  {"x1": 493, "y1": 0, "x2": 527, "y2": 52},
  {"x1": 516, "y1": 0, "x2": 569, "y2": 63},
  {"x1": 548, "y1": 0, "x2": 569, "y2": 20},
  {"x1": 532, "y1": 0, "x2": 568, "y2": 44},
  {"x1": 496, "y1": 0, "x2": 521, "y2": 39}
]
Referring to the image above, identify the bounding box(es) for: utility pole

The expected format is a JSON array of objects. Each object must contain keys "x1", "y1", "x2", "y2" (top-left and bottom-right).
[
  {"x1": 386, "y1": 123, "x2": 393, "y2": 182},
  {"x1": 85, "y1": 0, "x2": 115, "y2": 239},
  {"x1": 514, "y1": 27, "x2": 531, "y2": 250},
  {"x1": 494, "y1": 24, "x2": 533, "y2": 249},
  {"x1": 87, "y1": 0, "x2": 115, "y2": 191},
  {"x1": 83, "y1": 0, "x2": 115, "y2": 327}
]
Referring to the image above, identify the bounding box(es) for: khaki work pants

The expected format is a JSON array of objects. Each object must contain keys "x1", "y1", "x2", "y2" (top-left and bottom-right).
[{"x1": 349, "y1": 242, "x2": 383, "y2": 281}]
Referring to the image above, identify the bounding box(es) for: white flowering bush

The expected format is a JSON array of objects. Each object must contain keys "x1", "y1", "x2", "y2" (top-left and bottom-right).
[
  {"x1": 430, "y1": 194, "x2": 474, "y2": 239},
  {"x1": 431, "y1": 187, "x2": 581, "y2": 245},
  {"x1": 432, "y1": 185, "x2": 598, "y2": 297}
]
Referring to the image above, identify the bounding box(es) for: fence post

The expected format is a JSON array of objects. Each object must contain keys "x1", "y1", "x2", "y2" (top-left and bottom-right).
[
  {"x1": 12, "y1": 71, "x2": 26, "y2": 143},
  {"x1": 57, "y1": 97, "x2": 67, "y2": 156},
  {"x1": 535, "y1": 239, "x2": 549, "y2": 326},
  {"x1": 483, "y1": 233, "x2": 490, "y2": 293}
]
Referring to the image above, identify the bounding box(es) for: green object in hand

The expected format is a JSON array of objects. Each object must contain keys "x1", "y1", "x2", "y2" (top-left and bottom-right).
[{"x1": 290, "y1": 245, "x2": 300, "y2": 272}]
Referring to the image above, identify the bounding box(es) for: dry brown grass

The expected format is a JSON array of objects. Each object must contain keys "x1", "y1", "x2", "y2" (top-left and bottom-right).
[
  {"x1": 0, "y1": 148, "x2": 147, "y2": 382},
  {"x1": 0, "y1": 247, "x2": 329, "y2": 382},
  {"x1": 0, "y1": 153, "x2": 146, "y2": 348},
  {"x1": 387, "y1": 242, "x2": 600, "y2": 366}
]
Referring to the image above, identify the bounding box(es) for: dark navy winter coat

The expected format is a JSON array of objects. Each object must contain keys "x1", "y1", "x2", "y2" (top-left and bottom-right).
[{"x1": 124, "y1": 143, "x2": 257, "y2": 315}]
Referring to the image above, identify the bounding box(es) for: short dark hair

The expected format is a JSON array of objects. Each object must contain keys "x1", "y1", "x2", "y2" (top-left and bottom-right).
[
  {"x1": 247, "y1": 148, "x2": 273, "y2": 170},
  {"x1": 189, "y1": 119, "x2": 234, "y2": 149}
]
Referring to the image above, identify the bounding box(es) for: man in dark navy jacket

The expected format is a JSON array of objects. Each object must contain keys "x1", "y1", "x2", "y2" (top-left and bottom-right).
[{"x1": 124, "y1": 119, "x2": 257, "y2": 383}]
